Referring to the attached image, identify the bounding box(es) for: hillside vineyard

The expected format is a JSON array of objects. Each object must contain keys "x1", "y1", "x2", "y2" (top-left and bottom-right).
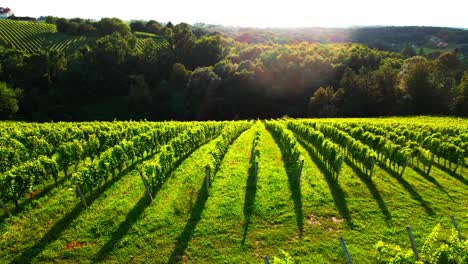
[{"x1": 0, "y1": 117, "x2": 466, "y2": 263}]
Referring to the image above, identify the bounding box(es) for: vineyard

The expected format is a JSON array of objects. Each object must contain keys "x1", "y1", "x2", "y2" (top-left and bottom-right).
[
  {"x1": 0, "y1": 20, "x2": 88, "y2": 54},
  {"x1": 0, "y1": 117, "x2": 467, "y2": 263},
  {"x1": 0, "y1": 20, "x2": 167, "y2": 54},
  {"x1": 135, "y1": 33, "x2": 169, "y2": 53}
]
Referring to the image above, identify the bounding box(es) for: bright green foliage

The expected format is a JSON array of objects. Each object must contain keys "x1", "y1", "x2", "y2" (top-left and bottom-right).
[
  {"x1": 251, "y1": 128, "x2": 261, "y2": 164},
  {"x1": 288, "y1": 121, "x2": 343, "y2": 179},
  {"x1": 0, "y1": 118, "x2": 466, "y2": 263},
  {"x1": 265, "y1": 121, "x2": 303, "y2": 174},
  {"x1": 273, "y1": 250, "x2": 296, "y2": 264},
  {"x1": 143, "y1": 122, "x2": 225, "y2": 194},
  {"x1": 83, "y1": 135, "x2": 100, "y2": 161},
  {"x1": 358, "y1": 120, "x2": 467, "y2": 173},
  {"x1": 0, "y1": 156, "x2": 58, "y2": 205},
  {"x1": 376, "y1": 224, "x2": 468, "y2": 263},
  {"x1": 74, "y1": 124, "x2": 187, "y2": 194},
  {"x1": 54, "y1": 141, "x2": 83, "y2": 177},
  {"x1": 309, "y1": 122, "x2": 377, "y2": 176},
  {"x1": 0, "y1": 136, "x2": 27, "y2": 173},
  {"x1": 204, "y1": 121, "x2": 251, "y2": 174},
  {"x1": 0, "y1": 82, "x2": 21, "y2": 119}
]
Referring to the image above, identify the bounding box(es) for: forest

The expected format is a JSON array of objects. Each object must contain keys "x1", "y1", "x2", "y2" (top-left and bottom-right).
[{"x1": 0, "y1": 17, "x2": 467, "y2": 121}]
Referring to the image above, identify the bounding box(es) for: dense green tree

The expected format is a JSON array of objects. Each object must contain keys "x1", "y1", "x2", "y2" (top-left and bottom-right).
[
  {"x1": 97, "y1": 18, "x2": 131, "y2": 37},
  {"x1": 192, "y1": 35, "x2": 225, "y2": 68},
  {"x1": 186, "y1": 67, "x2": 220, "y2": 119},
  {"x1": 47, "y1": 50, "x2": 67, "y2": 84},
  {"x1": 173, "y1": 23, "x2": 196, "y2": 66},
  {"x1": 372, "y1": 61, "x2": 403, "y2": 115},
  {"x1": 163, "y1": 27, "x2": 174, "y2": 52},
  {"x1": 94, "y1": 33, "x2": 132, "y2": 65},
  {"x1": 418, "y1": 47, "x2": 425, "y2": 56},
  {"x1": 308, "y1": 86, "x2": 339, "y2": 117},
  {"x1": 170, "y1": 63, "x2": 191, "y2": 89},
  {"x1": 0, "y1": 26, "x2": 466, "y2": 121},
  {"x1": 400, "y1": 57, "x2": 442, "y2": 114},
  {"x1": 166, "y1": 21, "x2": 174, "y2": 29},
  {"x1": 0, "y1": 82, "x2": 21, "y2": 119},
  {"x1": 455, "y1": 71, "x2": 468, "y2": 116},
  {"x1": 130, "y1": 20, "x2": 146, "y2": 32},
  {"x1": 402, "y1": 43, "x2": 417, "y2": 58},
  {"x1": 146, "y1": 20, "x2": 163, "y2": 35},
  {"x1": 0, "y1": 48, "x2": 25, "y2": 82}
]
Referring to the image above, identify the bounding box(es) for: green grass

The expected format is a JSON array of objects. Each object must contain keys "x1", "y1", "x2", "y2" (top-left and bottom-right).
[{"x1": 0, "y1": 119, "x2": 467, "y2": 263}]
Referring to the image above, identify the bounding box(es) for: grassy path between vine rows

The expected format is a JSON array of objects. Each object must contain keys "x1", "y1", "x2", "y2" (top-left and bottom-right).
[
  {"x1": 291, "y1": 126, "x2": 467, "y2": 263},
  {"x1": 88, "y1": 133, "x2": 227, "y2": 263}
]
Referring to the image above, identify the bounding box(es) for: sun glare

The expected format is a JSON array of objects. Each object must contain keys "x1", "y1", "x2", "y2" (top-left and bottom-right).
[{"x1": 3, "y1": 0, "x2": 468, "y2": 27}]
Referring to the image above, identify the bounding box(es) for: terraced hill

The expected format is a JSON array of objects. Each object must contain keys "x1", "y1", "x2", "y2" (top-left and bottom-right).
[
  {"x1": 0, "y1": 20, "x2": 89, "y2": 54},
  {"x1": 134, "y1": 32, "x2": 169, "y2": 52},
  {"x1": 0, "y1": 20, "x2": 168, "y2": 54}
]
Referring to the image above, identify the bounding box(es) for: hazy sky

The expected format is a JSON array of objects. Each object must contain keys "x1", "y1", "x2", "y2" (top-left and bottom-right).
[{"x1": 2, "y1": 0, "x2": 467, "y2": 28}]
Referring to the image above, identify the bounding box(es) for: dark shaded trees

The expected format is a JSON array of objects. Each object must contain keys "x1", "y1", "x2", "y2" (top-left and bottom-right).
[
  {"x1": 400, "y1": 57, "x2": 440, "y2": 114},
  {"x1": 97, "y1": 18, "x2": 131, "y2": 37},
  {"x1": 0, "y1": 82, "x2": 21, "y2": 119},
  {"x1": 192, "y1": 35, "x2": 225, "y2": 68},
  {"x1": 455, "y1": 71, "x2": 468, "y2": 116},
  {"x1": 172, "y1": 23, "x2": 196, "y2": 67},
  {"x1": 0, "y1": 26, "x2": 466, "y2": 121}
]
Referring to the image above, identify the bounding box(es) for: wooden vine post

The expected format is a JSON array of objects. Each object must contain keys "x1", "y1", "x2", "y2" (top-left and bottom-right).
[
  {"x1": 339, "y1": 236, "x2": 353, "y2": 264},
  {"x1": 400, "y1": 160, "x2": 408, "y2": 177},
  {"x1": 406, "y1": 226, "x2": 420, "y2": 261},
  {"x1": 450, "y1": 215, "x2": 463, "y2": 242},
  {"x1": 140, "y1": 171, "x2": 153, "y2": 202},
  {"x1": 75, "y1": 185, "x2": 87, "y2": 208}
]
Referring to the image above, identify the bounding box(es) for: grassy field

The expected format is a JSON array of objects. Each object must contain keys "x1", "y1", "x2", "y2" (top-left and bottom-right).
[{"x1": 0, "y1": 118, "x2": 467, "y2": 263}]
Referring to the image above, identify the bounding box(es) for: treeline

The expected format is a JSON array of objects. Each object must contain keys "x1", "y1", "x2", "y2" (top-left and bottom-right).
[
  {"x1": 215, "y1": 25, "x2": 468, "y2": 51},
  {"x1": 0, "y1": 18, "x2": 467, "y2": 121}
]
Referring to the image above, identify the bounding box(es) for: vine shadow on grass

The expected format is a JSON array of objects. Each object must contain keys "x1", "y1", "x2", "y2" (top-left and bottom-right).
[
  {"x1": 433, "y1": 163, "x2": 468, "y2": 186},
  {"x1": 12, "y1": 156, "x2": 153, "y2": 264},
  {"x1": 295, "y1": 137, "x2": 353, "y2": 228},
  {"x1": 380, "y1": 165, "x2": 434, "y2": 216},
  {"x1": 168, "y1": 179, "x2": 209, "y2": 263},
  {"x1": 241, "y1": 156, "x2": 258, "y2": 245},
  {"x1": 93, "y1": 195, "x2": 149, "y2": 262},
  {"x1": 0, "y1": 175, "x2": 67, "y2": 225},
  {"x1": 411, "y1": 166, "x2": 453, "y2": 201},
  {"x1": 344, "y1": 159, "x2": 392, "y2": 223},
  {"x1": 93, "y1": 150, "x2": 196, "y2": 262},
  {"x1": 268, "y1": 129, "x2": 304, "y2": 237}
]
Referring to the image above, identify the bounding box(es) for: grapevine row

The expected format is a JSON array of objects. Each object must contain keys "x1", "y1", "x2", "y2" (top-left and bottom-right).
[
  {"x1": 306, "y1": 122, "x2": 377, "y2": 177},
  {"x1": 143, "y1": 122, "x2": 225, "y2": 195},
  {"x1": 287, "y1": 122, "x2": 343, "y2": 179},
  {"x1": 73, "y1": 124, "x2": 189, "y2": 195}
]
